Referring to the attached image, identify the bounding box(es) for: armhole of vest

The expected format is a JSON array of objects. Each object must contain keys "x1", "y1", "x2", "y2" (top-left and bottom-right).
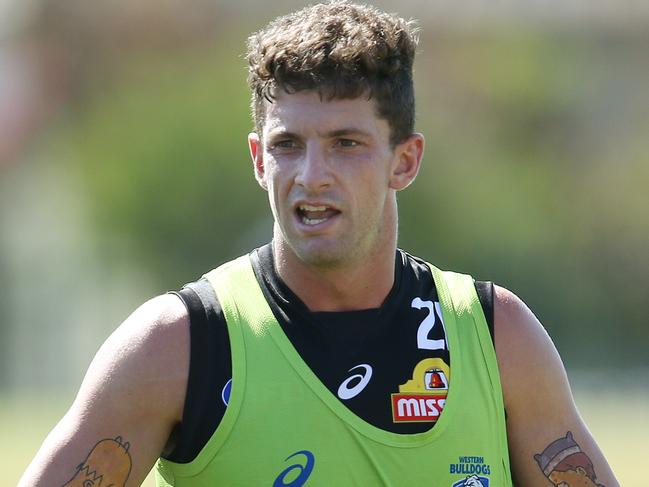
[
  {"x1": 162, "y1": 278, "x2": 231, "y2": 464},
  {"x1": 461, "y1": 274, "x2": 510, "y2": 475},
  {"x1": 473, "y1": 280, "x2": 506, "y2": 418},
  {"x1": 474, "y1": 280, "x2": 495, "y2": 345}
]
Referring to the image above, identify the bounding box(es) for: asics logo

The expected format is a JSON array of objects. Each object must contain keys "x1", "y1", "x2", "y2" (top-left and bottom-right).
[
  {"x1": 337, "y1": 364, "x2": 373, "y2": 400},
  {"x1": 273, "y1": 450, "x2": 315, "y2": 486}
]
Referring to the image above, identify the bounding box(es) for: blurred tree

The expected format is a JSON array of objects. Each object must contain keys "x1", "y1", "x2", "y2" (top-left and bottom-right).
[{"x1": 69, "y1": 44, "x2": 269, "y2": 288}]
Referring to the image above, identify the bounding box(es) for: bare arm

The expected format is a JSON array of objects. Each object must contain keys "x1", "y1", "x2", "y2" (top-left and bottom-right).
[
  {"x1": 19, "y1": 294, "x2": 189, "y2": 487},
  {"x1": 494, "y1": 286, "x2": 619, "y2": 487}
]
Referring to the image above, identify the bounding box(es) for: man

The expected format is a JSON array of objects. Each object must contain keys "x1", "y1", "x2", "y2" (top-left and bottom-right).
[{"x1": 20, "y1": 2, "x2": 618, "y2": 486}]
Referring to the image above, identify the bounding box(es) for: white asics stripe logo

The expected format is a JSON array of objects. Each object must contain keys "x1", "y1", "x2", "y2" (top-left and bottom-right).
[{"x1": 337, "y1": 364, "x2": 373, "y2": 400}]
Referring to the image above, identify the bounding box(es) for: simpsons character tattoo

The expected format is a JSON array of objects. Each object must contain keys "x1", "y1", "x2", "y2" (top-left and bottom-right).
[
  {"x1": 63, "y1": 436, "x2": 132, "y2": 487},
  {"x1": 534, "y1": 431, "x2": 605, "y2": 487}
]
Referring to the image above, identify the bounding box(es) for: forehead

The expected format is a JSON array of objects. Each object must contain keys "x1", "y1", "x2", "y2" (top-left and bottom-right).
[{"x1": 262, "y1": 91, "x2": 390, "y2": 139}]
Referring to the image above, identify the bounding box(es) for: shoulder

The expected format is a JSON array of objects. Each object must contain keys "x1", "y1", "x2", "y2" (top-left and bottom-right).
[
  {"x1": 98, "y1": 293, "x2": 189, "y2": 373},
  {"x1": 492, "y1": 285, "x2": 571, "y2": 415},
  {"x1": 73, "y1": 293, "x2": 190, "y2": 423},
  {"x1": 107, "y1": 293, "x2": 189, "y2": 355}
]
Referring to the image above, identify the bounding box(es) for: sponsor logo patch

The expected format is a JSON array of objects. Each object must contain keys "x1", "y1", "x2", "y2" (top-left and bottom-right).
[{"x1": 391, "y1": 358, "x2": 449, "y2": 422}]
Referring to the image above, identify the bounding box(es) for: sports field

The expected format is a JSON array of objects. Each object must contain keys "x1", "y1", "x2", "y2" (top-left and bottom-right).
[{"x1": 3, "y1": 385, "x2": 645, "y2": 486}]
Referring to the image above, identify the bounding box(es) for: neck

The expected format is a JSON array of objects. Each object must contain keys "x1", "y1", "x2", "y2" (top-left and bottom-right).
[{"x1": 272, "y1": 232, "x2": 397, "y2": 313}]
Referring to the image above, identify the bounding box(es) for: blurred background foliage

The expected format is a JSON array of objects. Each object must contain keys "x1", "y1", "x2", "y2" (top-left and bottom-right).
[
  {"x1": 0, "y1": 0, "x2": 648, "y2": 483},
  {"x1": 70, "y1": 42, "x2": 267, "y2": 285},
  {"x1": 1, "y1": 0, "x2": 648, "y2": 385}
]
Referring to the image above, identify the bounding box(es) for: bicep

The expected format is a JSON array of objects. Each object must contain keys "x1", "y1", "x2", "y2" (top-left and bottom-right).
[
  {"x1": 19, "y1": 294, "x2": 189, "y2": 487},
  {"x1": 494, "y1": 286, "x2": 619, "y2": 487}
]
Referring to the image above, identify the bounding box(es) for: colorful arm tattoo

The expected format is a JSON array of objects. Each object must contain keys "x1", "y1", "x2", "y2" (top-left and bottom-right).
[
  {"x1": 534, "y1": 431, "x2": 606, "y2": 487},
  {"x1": 63, "y1": 436, "x2": 132, "y2": 487}
]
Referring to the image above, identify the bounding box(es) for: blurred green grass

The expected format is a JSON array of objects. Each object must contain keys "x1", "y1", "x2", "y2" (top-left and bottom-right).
[{"x1": 4, "y1": 387, "x2": 644, "y2": 486}]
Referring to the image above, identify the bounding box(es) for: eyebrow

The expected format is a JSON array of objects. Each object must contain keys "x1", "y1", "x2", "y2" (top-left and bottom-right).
[
  {"x1": 266, "y1": 130, "x2": 301, "y2": 141},
  {"x1": 266, "y1": 128, "x2": 372, "y2": 140},
  {"x1": 325, "y1": 128, "x2": 372, "y2": 139}
]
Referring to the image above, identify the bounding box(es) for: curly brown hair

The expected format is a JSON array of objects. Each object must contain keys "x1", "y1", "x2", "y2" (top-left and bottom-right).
[{"x1": 246, "y1": 1, "x2": 419, "y2": 146}]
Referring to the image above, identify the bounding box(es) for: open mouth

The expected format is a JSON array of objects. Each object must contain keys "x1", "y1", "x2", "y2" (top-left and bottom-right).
[{"x1": 296, "y1": 204, "x2": 341, "y2": 226}]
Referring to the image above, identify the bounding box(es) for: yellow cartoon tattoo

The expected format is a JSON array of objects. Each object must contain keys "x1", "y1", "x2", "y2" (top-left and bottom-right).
[
  {"x1": 534, "y1": 431, "x2": 605, "y2": 487},
  {"x1": 63, "y1": 436, "x2": 132, "y2": 487}
]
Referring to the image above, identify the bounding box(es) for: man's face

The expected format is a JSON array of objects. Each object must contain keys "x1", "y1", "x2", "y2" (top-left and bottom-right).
[{"x1": 249, "y1": 91, "x2": 422, "y2": 268}]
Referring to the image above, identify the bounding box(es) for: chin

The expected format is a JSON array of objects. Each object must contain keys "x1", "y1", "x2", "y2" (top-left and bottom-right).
[
  {"x1": 291, "y1": 239, "x2": 351, "y2": 268},
  {"x1": 295, "y1": 247, "x2": 345, "y2": 268}
]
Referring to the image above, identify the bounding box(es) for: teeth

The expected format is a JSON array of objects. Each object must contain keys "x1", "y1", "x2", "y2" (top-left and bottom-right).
[
  {"x1": 301, "y1": 205, "x2": 328, "y2": 212},
  {"x1": 297, "y1": 204, "x2": 337, "y2": 226},
  {"x1": 302, "y1": 216, "x2": 327, "y2": 225}
]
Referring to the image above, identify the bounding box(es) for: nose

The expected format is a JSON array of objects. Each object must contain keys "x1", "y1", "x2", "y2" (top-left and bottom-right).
[{"x1": 294, "y1": 143, "x2": 333, "y2": 191}]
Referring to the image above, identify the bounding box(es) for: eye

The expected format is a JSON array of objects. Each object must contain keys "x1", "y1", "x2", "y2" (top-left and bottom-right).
[
  {"x1": 336, "y1": 139, "x2": 360, "y2": 148},
  {"x1": 83, "y1": 481, "x2": 94, "y2": 487},
  {"x1": 270, "y1": 139, "x2": 298, "y2": 150}
]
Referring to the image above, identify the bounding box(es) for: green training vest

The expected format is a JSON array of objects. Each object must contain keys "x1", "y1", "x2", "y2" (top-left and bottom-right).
[{"x1": 155, "y1": 255, "x2": 512, "y2": 487}]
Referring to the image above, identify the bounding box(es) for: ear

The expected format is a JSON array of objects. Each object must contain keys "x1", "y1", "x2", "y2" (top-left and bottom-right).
[
  {"x1": 389, "y1": 133, "x2": 424, "y2": 191},
  {"x1": 248, "y1": 132, "x2": 267, "y2": 191}
]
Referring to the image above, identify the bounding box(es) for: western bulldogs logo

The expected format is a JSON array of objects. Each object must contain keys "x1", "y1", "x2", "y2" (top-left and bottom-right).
[
  {"x1": 452, "y1": 475, "x2": 489, "y2": 487},
  {"x1": 450, "y1": 456, "x2": 491, "y2": 486}
]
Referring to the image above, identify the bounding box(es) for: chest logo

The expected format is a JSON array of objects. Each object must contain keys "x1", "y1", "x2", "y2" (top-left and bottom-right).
[
  {"x1": 452, "y1": 475, "x2": 489, "y2": 487},
  {"x1": 337, "y1": 364, "x2": 373, "y2": 400},
  {"x1": 450, "y1": 456, "x2": 491, "y2": 486},
  {"x1": 391, "y1": 358, "x2": 449, "y2": 422},
  {"x1": 273, "y1": 450, "x2": 315, "y2": 487}
]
